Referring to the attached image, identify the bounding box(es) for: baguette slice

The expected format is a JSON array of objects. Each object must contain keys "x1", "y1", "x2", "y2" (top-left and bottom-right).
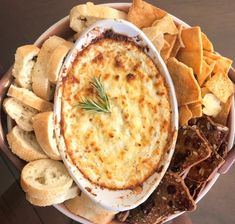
[
  {"x1": 12, "y1": 45, "x2": 40, "y2": 90},
  {"x1": 6, "y1": 126, "x2": 47, "y2": 162},
  {"x1": 64, "y1": 192, "x2": 117, "y2": 224},
  {"x1": 3, "y1": 97, "x2": 38, "y2": 131},
  {"x1": 32, "y1": 112, "x2": 61, "y2": 160},
  {"x1": 32, "y1": 36, "x2": 68, "y2": 100},
  {"x1": 21, "y1": 159, "x2": 73, "y2": 197},
  {"x1": 47, "y1": 43, "x2": 73, "y2": 83},
  {"x1": 70, "y1": 2, "x2": 127, "y2": 33},
  {"x1": 26, "y1": 184, "x2": 79, "y2": 207},
  {"x1": 7, "y1": 85, "x2": 53, "y2": 112}
]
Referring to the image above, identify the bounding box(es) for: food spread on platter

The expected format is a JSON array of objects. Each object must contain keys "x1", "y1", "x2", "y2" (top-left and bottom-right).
[
  {"x1": 61, "y1": 31, "x2": 172, "y2": 190},
  {"x1": 1, "y1": 0, "x2": 235, "y2": 224}
]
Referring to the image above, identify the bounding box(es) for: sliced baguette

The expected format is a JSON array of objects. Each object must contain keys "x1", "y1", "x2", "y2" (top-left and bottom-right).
[
  {"x1": 32, "y1": 36, "x2": 67, "y2": 100},
  {"x1": 32, "y1": 112, "x2": 61, "y2": 160},
  {"x1": 6, "y1": 126, "x2": 47, "y2": 161},
  {"x1": 70, "y1": 2, "x2": 127, "y2": 33},
  {"x1": 26, "y1": 184, "x2": 79, "y2": 207},
  {"x1": 64, "y1": 192, "x2": 117, "y2": 224},
  {"x1": 12, "y1": 45, "x2": 40, "y2": 90},
  {"x1": 3, "y1": 97, "x2": 38, "y2": 131},
  {"x1": 47, "y1": 44, "x2": 73, "y2": 84},
  {"x1": 7, "y1": 85, "x2": 53, "y2": 112},
  {"x1": 21, "y1": 159, "x2": 73, "y2": 197}
]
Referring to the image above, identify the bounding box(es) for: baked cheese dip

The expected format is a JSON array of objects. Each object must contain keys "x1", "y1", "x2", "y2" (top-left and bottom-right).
[{"x1": 61, "y1": 31, "x2": 172, "y2": 190}]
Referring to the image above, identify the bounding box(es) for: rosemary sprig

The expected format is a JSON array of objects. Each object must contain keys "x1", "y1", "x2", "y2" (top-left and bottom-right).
[{"x1": 78, "y1": 77, "x2": 111, "y2": 113}]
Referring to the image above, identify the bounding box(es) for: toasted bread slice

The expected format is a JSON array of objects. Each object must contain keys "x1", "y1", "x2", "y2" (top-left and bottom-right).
[
  {"x1": 6, "y1": 126, "x2": 47, "y2": 162},
  {"x1": 32, "y1": 112, "x2": 60, "y2": 160},
  {"x1": 64, "y1": 192, "x2": 117, "y2": 224},
  {"x1": 47, "y1": 43, "x2": 73, "y2": 83},
  {"x1": 12, "y1": 45, "x2": 40, "y2": 90},
  {"x1": 21, "y1": 159, "x2": 73, "y2": 197},
  {"x1": 26, "y1": 184, "x2": 79, "y2": 207},
  {"x1": 32, "y1": 36, "x2": 67, "y2": 100},
  {"x1": 3, "y1": 98, "x2": 38, "y2": 131},
  {"x1": 70, "y1": 2, "x2": 127, "y2": 33},
  {"x1": 7, "y1": 85, "x2": 53, "y2": 112}
]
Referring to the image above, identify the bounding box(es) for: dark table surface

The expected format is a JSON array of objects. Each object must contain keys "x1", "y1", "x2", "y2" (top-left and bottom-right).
[{"x1": 0, "y1": 1, "x2": 235, "y2": 224}]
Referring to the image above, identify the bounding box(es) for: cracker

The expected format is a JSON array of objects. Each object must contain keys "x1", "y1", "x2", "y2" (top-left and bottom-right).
[
  {"x1": 188, "y1": 102, "x2": 202, "y2": 118},
  {"x1": 187, "y1": 151, "x2": 224, "y2": 182},
  {"x1": 217, "y1": 141, "x2": 228, "y2": 159},
  {"x1": 184, "y1": 177, "x2": 206, "y2": 200},
  {"x1": 124, "y1": 172, "x2": 196, "y2": 224},
  {"x1": 201, "y1": 32, "x2": 214, "y2": 52},
  {"x1": 144, "y1": 31, "x2": 165, "y2": 51},
  {"x1": 189, "y1": 116, "x2": 229, "y2": 151},
  {"x1": 214, "y1": 95, "x2": 233, "y2": 125},
  {"x1": 169, "y1": 126, "x2": 211, "y2": 175},
  {"x1": 127, "y1": 0, "x2": 166, "y2": 28},
  {"x1": 179, "y1": 105, "x2": 192, "y2": 127},
  {"x1": 170, "y1": 25, "x2": 185, "y2": 58},
  {"x1": 205, "y1": 72, "x2": 234, "y2": 103},
  {"x1": 177, "y1": 27, "x2": 203, "y2": 76},
  {"x1": 167, "y1": 57, "x2": 201, "y2": 106}
]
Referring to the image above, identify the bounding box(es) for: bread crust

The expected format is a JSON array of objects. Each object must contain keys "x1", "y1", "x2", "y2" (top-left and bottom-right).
[
  {"x1": 6, "y1": 126, "x2": 47, "y2": 162},
  {"x1": 7, "y1": 85, "x2": 53, "y2": 112},
  {"x1": 32, "y1": 112, "x2": 61, "y2": 160}
]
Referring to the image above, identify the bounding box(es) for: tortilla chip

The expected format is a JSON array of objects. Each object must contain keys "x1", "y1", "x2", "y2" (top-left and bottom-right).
[
  {"x1": 188, "y1": 102, "x2": 202, "y2": 118},
  {"x1": 179, "y1": 105, "x2": 192, "y2": 127},
  {"x1": 161, "y1": 34, "x2": 177, "y2": 61},
  {"x1": 125, "y1": 172, "x2": 196, "y2": 224},
  {"x1": 127, "y1": 0, "x2": 166, "y2": 28},
  {"x1": 149, "y1": 32, "x2": 165, "y2": 51},
  {"x1": 205, "y1": 72, "x2": 234, "y2": 103},
  {"x1": 202, "y1": 93, "x2": 221, "y2": 117},
  {"x1": 198, "y1": 60, "x2": 214, "y2": 86},
  {"x1": 214, "y1": 95, "x2": 233, "y2": 125},
  {"x1": 203, "y1": 51, "x2": 233, "y2": 75},
  {"x1": 151, "y1": 14, "x2": 178, "y2": 35},
  {"x1": 167, "y1": 57, "x2": 201, "y2": 106},
  {"x1": 201, "y1": 87, "x2": 210, "y2": 97},
  {"x1": 201, "y1": 32, "x2": 214, "y2": 52},
  {"x1": 169, "y1": 127, "x2": 212, "y2": 175},
  {"x1": 203, "y1": 56, "x2": 215, "y2": 65},
  {"x1": 177, "y1": 27, "x2": 203, "y2": 76},
  {"x1": 170, "y1": 25, "x2": 185, "y2": 58}
]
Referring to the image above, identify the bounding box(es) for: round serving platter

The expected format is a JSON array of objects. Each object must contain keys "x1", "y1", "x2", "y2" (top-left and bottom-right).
[{"x1": 0, "y1": 2, "x2": 234, "y2": 224}]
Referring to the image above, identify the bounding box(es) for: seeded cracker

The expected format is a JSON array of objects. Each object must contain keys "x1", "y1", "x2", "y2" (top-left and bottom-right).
[
  {"x1": 169, "y1": 126, "x2": 211, "y2": 175},
  {"x1": 123, "y1": 172, "x2": 196, "y2": 224}
]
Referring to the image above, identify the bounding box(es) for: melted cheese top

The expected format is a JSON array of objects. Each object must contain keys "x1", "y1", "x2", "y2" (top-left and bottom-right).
[{"x1": 61, "y1": 37, "x2": 172, "y2": 189}]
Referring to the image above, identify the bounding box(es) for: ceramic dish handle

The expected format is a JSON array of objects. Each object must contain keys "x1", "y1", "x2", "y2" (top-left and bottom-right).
[
  {"x1": 218, "y1": 67, "x2": 235, "y2": 174},
  {"x1": 0, "y1": 68, "x2": 25, "y2": 170}
]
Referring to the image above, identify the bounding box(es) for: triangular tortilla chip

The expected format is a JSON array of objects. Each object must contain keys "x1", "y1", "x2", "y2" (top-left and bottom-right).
[
  {"x1": 201, "y1": 32, "x2": 214, "y2": 52},
  {"x1": 198, "y1": 60, "x2": 214, "y2": 86},
  {"x1": 151, "y1": 32, "x2": 165, "y2": 51},
  {"x1": 167, "y1": 57, "x2": 201, "y2": 106},
  {"x1": 188, "y1": 102, "x2": 202, "y2": 118},
  {"x1": 205, "y1": 72, "x2": 234, "y2": 103},
  {"x1": 177, "y1": 27, "x2": 203, "y2": 76},
  {"x1": 203, "y1": 51, "x2": 233, "y2": 75},
  {"x1": 179, "y1": 105, "x2": 192, "y2": 127},
  {"x1": 127, "y1": 0, "x2": 166, "y2": 28},
  {"x1": 201, "y1": 87, "x2": 210, "y2": 97},
  {"x1": 161, "y1": 34, "x2": 177, "y2": 61},
  {"x1": 169, "y1": 126, "x2": 212, "y2": 175},
  {"x1": 214, "y1": 95, "x2": 233, "y2": 125},
  {"x1": 124, "y1": 172, "x2": 196, "y2": 224}
]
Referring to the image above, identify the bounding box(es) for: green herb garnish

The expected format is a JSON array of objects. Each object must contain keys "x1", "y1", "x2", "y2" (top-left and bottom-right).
[{"x1": 78, "y1": 77, "x2": 111, "y2": 113}]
